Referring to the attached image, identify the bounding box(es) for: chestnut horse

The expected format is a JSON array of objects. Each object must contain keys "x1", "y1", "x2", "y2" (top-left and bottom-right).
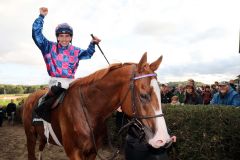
[{"x1": 22, "y1": 52, "x2": 174, "y2": 160}]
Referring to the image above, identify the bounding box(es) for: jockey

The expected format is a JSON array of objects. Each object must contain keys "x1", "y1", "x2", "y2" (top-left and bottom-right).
[{"x1": 32, "y1": 7, "x2": 101, "y2": 121}]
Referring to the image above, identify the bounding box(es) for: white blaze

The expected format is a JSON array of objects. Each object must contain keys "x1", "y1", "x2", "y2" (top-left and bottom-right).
[{"x1": 149, "y1": 79, "x2": 171, "y2": 148}]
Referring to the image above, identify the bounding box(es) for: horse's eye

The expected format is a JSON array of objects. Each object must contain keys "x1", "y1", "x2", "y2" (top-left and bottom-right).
[{"x1": 140, "y1": 93, "x2": 151, "y2": 103}]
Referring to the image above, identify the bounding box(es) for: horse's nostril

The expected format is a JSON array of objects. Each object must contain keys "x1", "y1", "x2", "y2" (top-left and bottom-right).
[{"x1": 156, "y1": 140, "x2": 163, "y2": 144}]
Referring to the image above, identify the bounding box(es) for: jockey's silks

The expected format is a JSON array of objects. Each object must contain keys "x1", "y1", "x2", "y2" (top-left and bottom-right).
[{"x1": 32, "y1": 15, "x2": 95, "y2": 78}]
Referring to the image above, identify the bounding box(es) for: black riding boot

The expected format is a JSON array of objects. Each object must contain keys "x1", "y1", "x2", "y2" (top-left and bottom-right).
[{"x1": 35, "y1": 85, "x2": 65, "y2": 122}]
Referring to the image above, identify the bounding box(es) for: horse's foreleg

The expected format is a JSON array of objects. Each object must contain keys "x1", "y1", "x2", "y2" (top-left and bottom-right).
[
  {"x1": 69, "y1": 149, "x2": 82, "y2": 160},
  {"x1": 67, "y1": 148, "x2": 97, "y2": 160},
  {"x1": 26, "y1": 133, "x2": 37, "y2": 160},
  {"x1": 86, "y1": 153, "x2": 97, "y2": 160},
  {"x1": 38, "y1": 136, "x2": 47, "y2": 160}
]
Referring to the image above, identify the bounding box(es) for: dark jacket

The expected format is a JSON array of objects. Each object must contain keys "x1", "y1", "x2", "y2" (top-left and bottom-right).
[
  {"x1": 125, "y1": 135, "x2": 169, "y2": 160},
  {"x1": 184, "y1": 92, "x2": 202, "y2": 105},
  {"x1": 202, "y1": 91, "x2": 212, "y2": 105},
  {"x1": 210, "y1": 87, "x2": 240, "y2": 106},
  {"x1": 230, "y1": 83, "x2": 237, "y2": 91},
  {"x1": 0, "y1": 107, "x2": 4, "y2": 126},
  {"x1": 161, "y1": 92, "x2": 173, "y2": 104},
  {"x1": 0, "y1": 108, "x2": 4, "y2": 117},
  {"x1": 211, "y1": 88, "x2": 218, "y2": 96},
  {"x1": 116, "y1": 111, "x2": 169, "y2": 160},
  {"x1": 6, "y1": 102, "x2": 16, "y2": 116}
]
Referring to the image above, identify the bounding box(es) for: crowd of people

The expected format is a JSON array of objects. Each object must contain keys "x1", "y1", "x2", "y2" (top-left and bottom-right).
[{"x1": 161, "y1": 79, "x2": 240, "y2": 107}]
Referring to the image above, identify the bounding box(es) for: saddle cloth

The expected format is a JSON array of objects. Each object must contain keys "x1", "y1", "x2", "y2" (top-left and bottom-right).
[{"x1": 32, "y1": 93, "x2": 65, "y2": 146}]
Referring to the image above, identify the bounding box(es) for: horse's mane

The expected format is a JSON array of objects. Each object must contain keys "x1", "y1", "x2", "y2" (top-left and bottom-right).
[{"x1": 70, "y1": 63, "x2": 134, "y2": 88}]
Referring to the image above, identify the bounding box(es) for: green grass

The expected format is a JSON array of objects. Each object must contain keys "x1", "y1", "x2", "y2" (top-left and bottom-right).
[
  {"x1": 0, "y1": 94, "x2": 28, "y2": 98},
  {"x1": 0, "y1": 94, "x2": 28, "y2": 107}
]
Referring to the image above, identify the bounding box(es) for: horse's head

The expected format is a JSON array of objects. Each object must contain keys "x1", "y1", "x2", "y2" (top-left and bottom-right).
[{"x1": 121, "y1": 52, "x2": 176, "y2": 149}]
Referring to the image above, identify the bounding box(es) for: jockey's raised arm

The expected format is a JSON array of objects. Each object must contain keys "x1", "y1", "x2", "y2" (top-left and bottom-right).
[{"x1": 31, "y1": 7, "x2": 101, "y2": 122}]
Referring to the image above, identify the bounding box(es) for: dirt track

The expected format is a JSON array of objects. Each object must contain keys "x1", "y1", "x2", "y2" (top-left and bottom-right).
[{"x1": 0, "y1": 121, "x2": 123, "y2": 160}]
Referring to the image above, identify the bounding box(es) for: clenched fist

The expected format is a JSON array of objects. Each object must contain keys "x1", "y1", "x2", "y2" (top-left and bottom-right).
[
  {"x1": 91, "y1": 35, "x2": 101, "y2": 44},
  {"x1": 39, "y1": 7, "x2": 48, "y2": 16}
]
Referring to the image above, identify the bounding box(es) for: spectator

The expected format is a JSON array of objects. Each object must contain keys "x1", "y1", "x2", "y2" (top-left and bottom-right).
[
  {"x1": 184, "y1": 84, "x2": 202, "y2": 105},
  {"x1": 210, "y1": 81, "x2": 240, "y2": 107},
  {"x1": 115, "y1": 107, "x2": 127, "y2": 131},
  {"x1": 196, "y1": 86, "x2": 203, "y2": 95},
  {"x1": 202, "y1": 85, "x2": 212, "y2": 105},
  {"x1": 187, "y1": 79, "x2": 195, "y2": 87},
  {"x1": 211, "y1": 84, "x2": 218, "y2": 96},
  {"x1": 6, "y1": 99, "x2": 17, "y2": 124},
  {"x1": 125, "y1": 134, "x2": 169, "y2": 160},
  {"x1": 215, "y1": 81, "x2": 219, "y2": 91},
  {"x1": 170, "y1": 86, "x2": 176, "y2": 95},
  {"x1": 115, "y1": 108, "x2": 170, "y2": 160},
  {"x1": 229, "y1": 80, "x2": 237, "y2": 91},
  {"x1": 237, "y1": 85, "x2": 240, "y2": 94},
  {"x1": 0, "y1": 105, "x2": 4, "y2": 127},
  {"x1": 174, "y1": 84, "x2": 185, "y2": 103},
  {"x1": 171, "y1": 96, "x2": 180, "y2": 105},
  {"x1": 161, "y1": 84, "x2": 173, "y2": 104}
]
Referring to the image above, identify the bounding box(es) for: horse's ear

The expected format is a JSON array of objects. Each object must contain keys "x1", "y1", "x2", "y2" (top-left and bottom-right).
[
  {"x1": 138, "y1": 52, "x2": 148, "y2": 72},
  {"x1": 150, "y1": 55, "x2": 163, "y2": 71}
]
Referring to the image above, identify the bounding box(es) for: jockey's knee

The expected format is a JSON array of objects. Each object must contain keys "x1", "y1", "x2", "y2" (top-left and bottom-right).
[{"x1": 50, "y1": 85, "x2": 66, "y2": 96}]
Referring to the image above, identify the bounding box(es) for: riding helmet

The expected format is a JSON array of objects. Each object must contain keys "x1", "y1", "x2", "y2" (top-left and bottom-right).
[{"x1": 55, "y1": 23, "x2": 73, "y2": 37}]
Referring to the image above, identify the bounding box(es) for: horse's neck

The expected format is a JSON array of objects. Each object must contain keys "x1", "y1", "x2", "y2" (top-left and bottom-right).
[{"x1": 82, "y1": 67, "x2": 131, "y2": 120}]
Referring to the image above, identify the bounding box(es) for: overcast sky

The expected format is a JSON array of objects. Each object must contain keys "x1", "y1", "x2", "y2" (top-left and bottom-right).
[{"x1": 0, "y1": 0, "x2": 239, "y2": 85}]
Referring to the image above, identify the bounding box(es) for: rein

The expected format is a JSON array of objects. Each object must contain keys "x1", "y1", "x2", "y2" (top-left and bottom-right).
[{"x1": 78, "y1": 87, "x2": 119, "y2": 160}]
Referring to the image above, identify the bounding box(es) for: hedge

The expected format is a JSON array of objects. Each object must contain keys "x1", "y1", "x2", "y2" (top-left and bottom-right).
[
  {"x1": 107, "y1": 105, "x2": 240, "y2": 160},
  {"x1": 160, "y1": 105, "x2": 239, "y2": 160},
  {"x1": 15, "y1": 104, "x2": 240, "y2": 159}
]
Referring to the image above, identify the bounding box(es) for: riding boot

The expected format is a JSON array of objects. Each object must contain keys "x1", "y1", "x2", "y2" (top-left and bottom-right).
[
  {"x1": 35, "y1": 84, "x2": 66, "y2": 122},
  {"x1": 35, "y1": 90, "x2": 56, "y2": 123}
]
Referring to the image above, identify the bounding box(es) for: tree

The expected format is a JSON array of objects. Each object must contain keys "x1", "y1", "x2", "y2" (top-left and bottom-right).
[{"x1": 14, "y1": 86, "x2": 24, "y2": 94}]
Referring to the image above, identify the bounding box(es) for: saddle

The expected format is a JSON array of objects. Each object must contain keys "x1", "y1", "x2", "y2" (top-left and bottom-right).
[{"x1": 32, "y1": 92, "x2": 65, "y2": 124}]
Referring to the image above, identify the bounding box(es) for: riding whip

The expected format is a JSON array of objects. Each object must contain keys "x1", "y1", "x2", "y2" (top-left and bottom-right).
[{"x1": 91, "y1": 34, "x2": 110, "y2": 65}]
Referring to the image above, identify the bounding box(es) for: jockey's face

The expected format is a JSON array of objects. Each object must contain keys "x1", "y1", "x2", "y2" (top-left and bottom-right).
[{"x1": 57, "y1": 34, "x2": 72, "y2": 47}]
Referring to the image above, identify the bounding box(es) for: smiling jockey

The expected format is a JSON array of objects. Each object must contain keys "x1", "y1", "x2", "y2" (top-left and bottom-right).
[{"x1": 32, "y1": 7, "x2": 101, "y2": 121}]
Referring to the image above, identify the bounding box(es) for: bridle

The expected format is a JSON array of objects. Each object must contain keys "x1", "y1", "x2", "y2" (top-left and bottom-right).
[
  {"x1": 130, "y1": 72, "x2": 164, "y2": 119},
  {"x1": 119, "y1": 67, "x2": 175, "y2": 150},
  {"x1": 117, "y1": 68, "x2": 165, "y2": 142}
]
